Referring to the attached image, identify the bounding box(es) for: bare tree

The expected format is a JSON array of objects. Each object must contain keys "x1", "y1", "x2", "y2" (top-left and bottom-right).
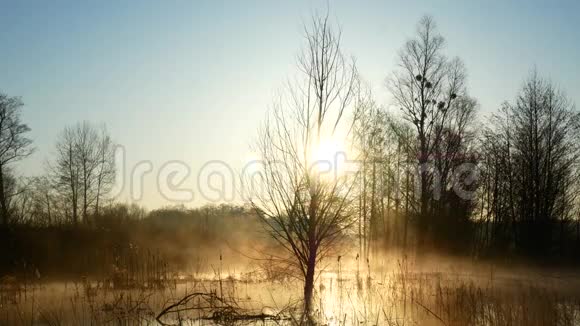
[
  {"x1": 52, "y1": 122, "x2": 115, "y2": 224},
  {"x1": 351, "y1": 93, "x2": 391, "y2": 258},
  {"x1": 352, "y1": 89, "x2": 475, "y2": 254},
  {"x1": 54, "y1": 126, "x2": 80, "y2": 223},
  {"x1": 76, "y1": 122, "x2": 100, "y2": 222},
  {"x1": 94, "y1": 126, "x2": 116, "y2": 217},
  {"x1": 387, "y1": 16, "x2": 468, "y2": 247},
  {"x1": 28, "y1": 176, "x2": 56, "y2": 225},
  {"x1": 480, "y1": 70, "x2": 580, "y2": 255},
  {"x1": 250, "y1": 13, "x2": 358, "y2": 319},
  {"x1": 0, "y1": 93, "x2": 34, "y2": 225}
]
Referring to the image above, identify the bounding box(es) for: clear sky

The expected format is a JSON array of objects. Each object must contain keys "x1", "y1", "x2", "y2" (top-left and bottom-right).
[{"x1": 1, "y1": 0, "x2": 579, "y2": 209}]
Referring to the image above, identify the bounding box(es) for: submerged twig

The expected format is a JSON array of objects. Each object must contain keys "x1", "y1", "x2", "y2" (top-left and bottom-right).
[
  {"x1": 413, "y1": 298, "x2": 447, "y2": 326},
  {"x1": 156, "y1": 291, "x2": 291, "y2": 326}
]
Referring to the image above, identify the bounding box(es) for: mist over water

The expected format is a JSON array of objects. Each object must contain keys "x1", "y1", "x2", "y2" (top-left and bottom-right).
[{"x1": 3, "y1": 245, "x2": 580, "y2": 325}]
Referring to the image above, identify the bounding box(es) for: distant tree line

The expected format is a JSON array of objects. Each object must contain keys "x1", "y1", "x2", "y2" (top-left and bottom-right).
[{"x1": 0, "y1": 203, "x2": 259, "y2": 278}]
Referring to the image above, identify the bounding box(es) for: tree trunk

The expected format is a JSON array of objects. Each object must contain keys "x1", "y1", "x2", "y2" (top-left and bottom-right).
[
  {"x1": 83, "y1": 184, "x2": 88, "y2": 224},
  {"x1": 69, "y1": 147, "x2": 78, "y2": 224},
  {"x1": 404, "y1": 170, "x2": 410, "y2": 251},
  {"x1": 0, "y1": 164, "x2": 8, "y2": 225},
  {"x1": 303, "y1": 248, "x2": 316, "y2": 321},
  {"x1": 95, "y1": 185, "x2": 101, "y2": 217},
  {"x1": 46, "y1": 193, "x2": 52, "y2": 225},
  {"x1": 362, "y1": 161, "x2": 368, "y2": 259},
  {"x1": 370, "y1": 160, "x2": 376, "y2": 253},
  {"x1": 417, "y1": 130, "x2": 430, "y2": 251},
  {"x1": 419, "y1": 170, "x2": 429, "y2": 249},
  {"x1": 305, "y1": 186, "x2": 318, "y2": 322}
]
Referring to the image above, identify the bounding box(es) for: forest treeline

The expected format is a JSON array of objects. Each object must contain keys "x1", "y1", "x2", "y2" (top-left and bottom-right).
[
  {"x1": 1, "y1": 15, "x2": 580, "y2": 280},
  {"x1": 0, "y1": 204, "x2": 262, "y2": 278},
  {"x1": 352, "y1": 17, "x2": 580, "y2": 261}
]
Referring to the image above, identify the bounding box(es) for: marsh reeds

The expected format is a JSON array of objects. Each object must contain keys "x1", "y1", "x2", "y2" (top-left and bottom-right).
[{"x1": 1, "y1": 254, "x2": 580, "y2": 325}]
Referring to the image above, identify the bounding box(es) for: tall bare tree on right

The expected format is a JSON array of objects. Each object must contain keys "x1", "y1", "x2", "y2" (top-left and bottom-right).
[
  {"x1": 387, "y1": 16, "x2": 474, "y2": 248},
  {"x1": 481, "y1": 71, "x2": 580, "y2": 256}
]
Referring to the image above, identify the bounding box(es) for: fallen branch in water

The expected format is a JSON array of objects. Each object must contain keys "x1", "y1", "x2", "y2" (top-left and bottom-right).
[
  {"x1": 413, "y1": 298, "x2": 447, "y2": 326},
  {"x1": 156, "y1": 291, "x2": 291, "y2": 325}
]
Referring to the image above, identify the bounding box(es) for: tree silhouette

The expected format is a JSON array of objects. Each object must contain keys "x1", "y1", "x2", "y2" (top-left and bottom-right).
[
  {"x1": 52, "y1": 122, "x2": 115, "y2": 224},
  {"x1": 387, "y1": 15, "x2": 471, "y2": 248},
  {"x1": 0, "y1": 93, "x2": 34, "y2": 225},
  {"x1": 481, "y1": 70, "x2": 580, "y2": 256},
  {"x1": 250, "y1": 13, "x2": 359, "y2": 320}
]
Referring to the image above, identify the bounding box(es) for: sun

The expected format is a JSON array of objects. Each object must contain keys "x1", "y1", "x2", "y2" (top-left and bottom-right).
[
  {"x1": 310, "y1": 137, "x2": 345, "y2": 162},
  {"x1": 308, "y1": 137, "x2": 351, "y2": 177}
]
